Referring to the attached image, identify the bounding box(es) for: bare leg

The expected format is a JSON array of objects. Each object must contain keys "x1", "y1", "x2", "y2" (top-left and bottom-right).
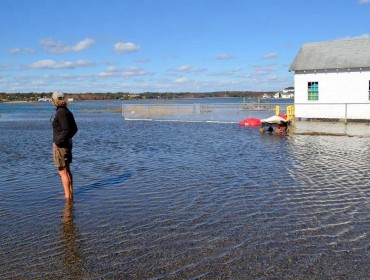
[
  {"x1": 66, "y1": 165, "x2": 73, "y2": 200},
  {"x1": 59, "y1": 165, "x2": 73, "y2": 200}
]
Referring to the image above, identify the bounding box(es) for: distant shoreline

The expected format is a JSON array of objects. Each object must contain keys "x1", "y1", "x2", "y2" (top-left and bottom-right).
[{"x1": 0, "y1": 91, "x2": 281, "y2": 103}]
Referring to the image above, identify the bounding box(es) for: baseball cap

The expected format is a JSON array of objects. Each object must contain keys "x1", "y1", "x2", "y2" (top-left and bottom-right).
[{"x1": 52, "y1": 91, "x2": 65, "y2": 100}]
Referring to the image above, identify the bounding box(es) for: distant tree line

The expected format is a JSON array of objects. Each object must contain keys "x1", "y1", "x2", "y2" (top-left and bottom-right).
[{"x1": 0, "y1": 91, "x2": 276, "y2": 102}]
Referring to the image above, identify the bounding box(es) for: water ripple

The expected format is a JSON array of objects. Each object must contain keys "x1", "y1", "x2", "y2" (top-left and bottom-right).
[{"x1": 1, "y1": 111, "x2": 369, "y2": 279}]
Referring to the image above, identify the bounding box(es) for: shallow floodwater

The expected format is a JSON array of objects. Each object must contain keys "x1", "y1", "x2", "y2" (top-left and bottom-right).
[{"x1": 0, "y1": 101, "x2": 369, "y2": 279}]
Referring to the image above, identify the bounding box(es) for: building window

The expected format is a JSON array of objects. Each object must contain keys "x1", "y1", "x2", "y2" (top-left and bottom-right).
[{"x1": 308, "y1": 82, "x2": 319, "y2": 101}]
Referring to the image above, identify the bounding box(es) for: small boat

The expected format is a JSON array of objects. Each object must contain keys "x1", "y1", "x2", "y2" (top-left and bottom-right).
[
  {"x1": 238, "y1": 105, "x2": 295, "y2": 135},
  {"x1": 238, "y1": 118, "x2": 261, "y2": 127}
]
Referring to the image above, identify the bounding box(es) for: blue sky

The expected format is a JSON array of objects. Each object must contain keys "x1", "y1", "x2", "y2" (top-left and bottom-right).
[{"x1": 1, "y1": 0, "x2": 370, "y2": 93}]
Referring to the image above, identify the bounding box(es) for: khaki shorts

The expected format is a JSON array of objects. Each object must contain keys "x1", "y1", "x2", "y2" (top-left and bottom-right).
[{"x1": 53, "y1": 145, "x2": 72, "y2": 168}]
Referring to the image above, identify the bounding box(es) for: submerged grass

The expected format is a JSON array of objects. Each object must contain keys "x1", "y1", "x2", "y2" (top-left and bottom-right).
[
  {"x1": 80, "y1": 108, "x2": 122, "y2": 113},
  {"x1": 124, "y1": 106, "x2": 195, "y2": 116},
  {"x1": 293, "y1": 132, "x2": 348, "y2": 136}
]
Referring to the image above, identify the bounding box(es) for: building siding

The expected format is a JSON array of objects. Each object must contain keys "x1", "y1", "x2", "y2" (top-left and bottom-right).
[
  {"x1": 290, "y1": 39, "x2": 370, "y2": 120},
  {"x1": 294, "y1": 69, "x2": 370, "y2": 119}
]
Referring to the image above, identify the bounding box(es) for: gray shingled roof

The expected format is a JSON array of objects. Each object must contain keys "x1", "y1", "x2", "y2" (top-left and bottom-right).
[{"x1": 289, "y1": 38, "x2": 370, "y2": 71}]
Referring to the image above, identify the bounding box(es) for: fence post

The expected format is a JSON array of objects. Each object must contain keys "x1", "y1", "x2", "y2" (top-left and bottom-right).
[
  {"x1": 275, "y1": 105, "x2": 280, "y2": 116},
  {"x1": 344, "y1": 103, "x2": 347, "y2": 124}
]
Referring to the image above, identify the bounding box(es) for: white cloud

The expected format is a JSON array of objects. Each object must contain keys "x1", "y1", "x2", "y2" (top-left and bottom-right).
[
  {"x1": 8, "y1": 48, "x2": 36, "y2": 54},
  {"x1": 208, "y1": 67, "x2": 242, "y2": 77},
  {"x1": 215, "y1": 54, "x2": 235, "y2": 60},
  {"x1": 358, "y1": 0, "x2": 370, "y2": 4},
  {"x1": 99, "y1": 66, "x2": 147, "y2": 77},
  {"x1": 73, "y1": 39, "x2": 95, "y2": 51},
  {"x1": 250, "y1": 64, "x2": 278, "y2": 76},
  {"x1": 28, "y1": 59, "x2": 93, "y2": 69},
  {"x1": 0, "y1": 63, "x2": 14, "y2": 71},
  {"x1": 41, "y1": 38, "x2": 95, "y2": 53},
  {"x1": 114, "y1": 42, "x2": 140, "y2": 54},
  {"x1": 332, "y1": 34, "x2": 370, "y2": 42},
  {"x1": 336, "y1": 34, "x2": 370, "y2": 40},
  {"x1": 30, "y1": 80, "x2": 46, "y2": 86},
  {"x1": 175, "y1": 64, "x2": 192, "y2": 72},
  {"x1": 0, "y1": 70, "x2": 293, "y2": 93},
  {"x1": 169, "y1": 64, "x2": 206, "y2": 73},
  {"x1": 175, "y1": 77, "x2": 190, "y2": 83},
  {"x1": 262, "y1": 52, "x2": 279, "y2": 59}
]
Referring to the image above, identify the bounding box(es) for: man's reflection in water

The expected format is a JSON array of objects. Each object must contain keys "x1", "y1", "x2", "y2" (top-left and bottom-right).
[{"x1": 61, "y1": 201, "x2": 85, "y2": 277}]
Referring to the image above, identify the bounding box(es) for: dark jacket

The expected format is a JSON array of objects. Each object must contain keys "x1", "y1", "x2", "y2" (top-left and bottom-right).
[{"x1": 52, "y1": 107, "x2": 78, "y2": 148}]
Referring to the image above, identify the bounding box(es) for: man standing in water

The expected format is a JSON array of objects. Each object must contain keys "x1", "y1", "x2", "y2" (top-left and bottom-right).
[{"x1": 51, "y1": 92, "x2": 78, "y2": 200}]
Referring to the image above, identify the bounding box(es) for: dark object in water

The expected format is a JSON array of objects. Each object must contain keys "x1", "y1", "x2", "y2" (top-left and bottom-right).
[
  {"x1": 293, "y1": 132, "x2": 347, "y2": 136},
  {"x1": 259, "y1": 115, "x2": 290, "y2": 135}
]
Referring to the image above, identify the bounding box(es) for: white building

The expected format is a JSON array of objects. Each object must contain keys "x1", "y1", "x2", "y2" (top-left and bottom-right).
[
  {"x1": 289, "y1": 38, "x2": 370, "y2": 120},
  {"x1": 38, "y1": 97, "x2": 51, "y2": 102},
  {"x1": 282, "y1": 87, "x2": 294, "y2": 98},
  {"x1": 274, "y1": 87, "x2": 294, "y2": 99}
]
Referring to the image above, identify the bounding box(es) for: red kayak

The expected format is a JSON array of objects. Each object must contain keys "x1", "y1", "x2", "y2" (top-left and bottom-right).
[{"x1": 238, "y1": 118, "x2": 261, "y2": 127}]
